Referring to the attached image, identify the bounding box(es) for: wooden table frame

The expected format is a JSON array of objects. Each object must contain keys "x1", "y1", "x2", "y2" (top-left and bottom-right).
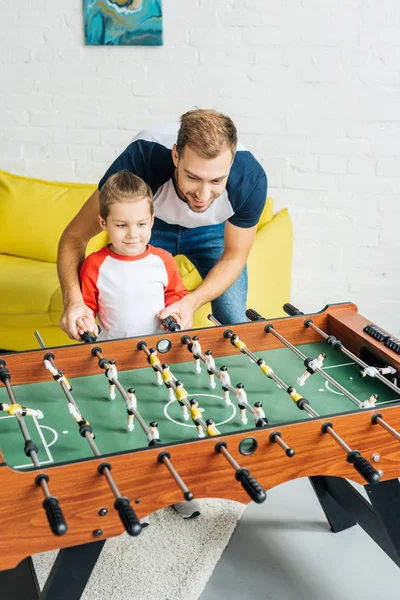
[{"x1": 1, "y1": 302, "x2": 400, "y2": 598}]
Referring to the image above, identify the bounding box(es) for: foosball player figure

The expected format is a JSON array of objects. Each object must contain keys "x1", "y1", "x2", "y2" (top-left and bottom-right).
[
  {"x1": 206, "y1": 417, "x2": 220, "y2": 437},
  {"x1": 254, "y1": 401, "x2": 269, "y2": 427},
  {"x1": 257, "y1": 359, "x2": 274, "y2": 378},
  {"x1": 362, "y1": 393, "x2": 379, "y2": 409},
  {"x1": 189, "y1": 336, "x2": 202, "y2": 374},
  {"x1": 148, "y1": 421, "x2": 161, "y2": 446},
  {"x1": 189, "y1": 398, "x2": 205, "y2": 438},
  {"x1": 359, "y1": 365, "x2": 397, "y2": 379},
  {"x1": 174, "y1": 380, "x2": 190, "y2": 421},
  {"x1": 68, "y1": 403, "x2": 95, "y2": 438},
  {"x1": 296, "y1": 352, "x2": 326, "y2": 387},
  {"x1": 161, "y1": 363, "x2": 176, "y2": 401},
  {"x1": 148, "y1": 348, "x2": 163, "y2": 385},
  {"x1": 126, "y1": 388, "x2": 137, "y2": 431},
  {"x1": 219, "y1": 366, "x2": 232, "y2": 406},
  {"x1": 204, "y1": 350, "x2": 217, "y2": 389},
  {"x1": 44, "y1": 358, "x2": 72, "y2": 391},
  {"x1": 105, "y1": 359, "x2": 118, "y2": 400},
  {"x1": 235, "y1": 383, "x2": 248, "y2": 425},
  {"x1": 0, "y1": 402, "x2": 44, "y2": 419}
]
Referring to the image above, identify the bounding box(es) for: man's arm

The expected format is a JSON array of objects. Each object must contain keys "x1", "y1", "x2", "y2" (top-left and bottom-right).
[
  {"x1": 57, "y1": 189, "x2": 102, "y2": 340},
  {"x1": 158, "y1": 222, "x2": 257, "y2": 328}
]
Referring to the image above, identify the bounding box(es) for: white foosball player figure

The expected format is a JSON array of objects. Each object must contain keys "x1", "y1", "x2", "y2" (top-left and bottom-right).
[
  {"x1": 174, "y1": 380, "x2": 190, "y2": 421},
  {"x1": 362, "y1": 393, "x2": 379, "y2": 409},
  {"x1": 148, "y1": 348, "x2": 163, "y2": 385},
  {"x1": 235, "y1": 383, "x2": 248, "y2": 425},
  {"x1": 204, "y1": 350, "x2": 216, "y2": 389},
  {"x1": 148, "y1": 420, "x2": 161, "y2": 446},
  {"x1": 106, "y1": 360, "x2": 118, "y2": 400},
  {"x1": 297, "y1": 353, "x2": 326, "y2": 386},
  {"x1": 360, "y1": 365, "x2": 397, "y2": 379},
  {"x1": 189, "y1": 398, "x2": 205, "y2": 438},
  {"x1": 190, "y1": 336, "x2": 202, "y2": 374},
  {"x1": 126, "y1": 387, "x2": 138, "y2": 431},
  {"x1": 253, "y1": 401, "x2": 268, "y2": 427},
  {"x1": 161, "y1": 363, "x2": 176, "y2": 401},
  {"x1": 219, "y1": 366, "x2": 232, "y2": 406}
]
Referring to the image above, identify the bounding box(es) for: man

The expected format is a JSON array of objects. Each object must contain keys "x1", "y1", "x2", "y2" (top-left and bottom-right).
[{"x1": 58, "y1": 109, "x2": 267, "y2": 339}]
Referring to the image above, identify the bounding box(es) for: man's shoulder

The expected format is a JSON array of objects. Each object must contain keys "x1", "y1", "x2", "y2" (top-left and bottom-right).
[{"x1": 132, "y1": 123, "x2": 179, "y2": 150}]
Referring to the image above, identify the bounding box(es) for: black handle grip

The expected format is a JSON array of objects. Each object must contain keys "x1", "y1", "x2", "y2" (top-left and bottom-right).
[
  {"x1": 245, "y1": 308, "x2": 265, "y2": 321},
  {"x1": 115, "y1": 497, "x2": 142, "y2": 536},
  {"x1": 162, "y1": 316, "x2": 181, "y2": 331},
  {"x1": 235, "y1": 468, "x2": 267, "y2": 504},
  {"x1": 283, "y1": 303, "x2": 304, "y2": 316},
  {"x1": 348, "y1": 451, "x2": 381, "y2": 485},
  {"x1": 81, "y1": 325, "x2": 101, "y2": 344},
  {"x1": 43, "y1": 496, "x2": 68, "y2": 536}
]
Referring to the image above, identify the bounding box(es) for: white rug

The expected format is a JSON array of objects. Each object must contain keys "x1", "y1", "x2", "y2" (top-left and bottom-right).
[{"x1": 33, "y1": 499, "x2": 246, "y2": 600}]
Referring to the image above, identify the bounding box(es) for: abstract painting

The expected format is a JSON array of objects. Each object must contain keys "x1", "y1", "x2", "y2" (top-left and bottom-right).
[{"x1": 84, "y1": 0, "x2": 163, "y2": 46}]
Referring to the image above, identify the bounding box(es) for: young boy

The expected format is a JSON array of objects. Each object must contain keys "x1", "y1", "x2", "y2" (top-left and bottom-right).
[
  {"x1": 77, "y1": 171, "x2": 187, "y2": 340},
  {"x1": 77, "y1": 170, "x2": 200, "y2": 520}
]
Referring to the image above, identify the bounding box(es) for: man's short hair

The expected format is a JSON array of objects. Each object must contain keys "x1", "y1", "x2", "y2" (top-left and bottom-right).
[
  {"x1": 99, "y1": 171, "x2": 154, "y2": 220},
  {"x1": 176, "y1": 109, "x2": 237, "y2": 159}
]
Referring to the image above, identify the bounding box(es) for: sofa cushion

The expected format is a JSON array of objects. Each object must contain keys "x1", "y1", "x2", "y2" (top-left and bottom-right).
[
  {"x1": 0, "y1": 170, "x2": 99, "y2": 263},
  {"x1": 0, "y1": 254, "x2": 60, "y2": 328}
]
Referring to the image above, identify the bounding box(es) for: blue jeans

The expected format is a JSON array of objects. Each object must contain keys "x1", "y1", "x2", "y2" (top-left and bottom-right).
[{"x1": 150, "y1": 218, "x2": 248, "y2": 325}]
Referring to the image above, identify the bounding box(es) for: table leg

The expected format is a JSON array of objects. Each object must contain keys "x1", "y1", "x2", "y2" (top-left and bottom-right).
[{"x1": 1, "y1": 556, "x2": 41, "y2": 600}]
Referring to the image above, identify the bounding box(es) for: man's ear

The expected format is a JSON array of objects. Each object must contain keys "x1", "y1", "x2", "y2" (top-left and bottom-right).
[
  {"x1": 98, "y1": 215, "x2": 107, "y2": 231},
  {"x1": 172, "y1": 144, "x2": 179, "y2": 168}
]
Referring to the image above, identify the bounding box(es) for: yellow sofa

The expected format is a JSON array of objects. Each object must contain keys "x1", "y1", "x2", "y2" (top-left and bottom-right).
[{"x1": 0, "y1": 170, "x2": 293, "y2": 351}]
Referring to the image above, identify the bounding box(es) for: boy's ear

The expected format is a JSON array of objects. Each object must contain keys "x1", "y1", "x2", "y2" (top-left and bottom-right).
[{"x1": 98, "y1": 215, "x2": 107, "y2": 231}]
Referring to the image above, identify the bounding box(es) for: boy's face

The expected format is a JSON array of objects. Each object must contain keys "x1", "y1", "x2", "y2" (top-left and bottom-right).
[
  {"x1": 98, "y1": 198, "x2": 154, "y2": 257},
  {"x1": 172, "y1": 144, "x2": 233, "y2": 213}
]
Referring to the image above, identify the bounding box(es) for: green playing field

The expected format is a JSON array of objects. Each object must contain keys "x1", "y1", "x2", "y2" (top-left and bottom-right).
[{"x1": 0, "y1": 342, "x2": 398, "y2": 470}]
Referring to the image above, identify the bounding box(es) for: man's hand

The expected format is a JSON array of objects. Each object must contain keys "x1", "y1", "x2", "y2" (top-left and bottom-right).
[
  {"x1": 60, "y1": 302, "x2": 98, "y2": 341},
  {"x1": 158, "y1": 295, "x2": 196, "y2": 330}
]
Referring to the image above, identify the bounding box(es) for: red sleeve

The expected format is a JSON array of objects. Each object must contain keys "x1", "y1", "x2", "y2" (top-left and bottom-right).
[
  {"x1": 79, "y1": 249, "x2": 106, "y2": 317},
  {"x1": 150, "y1": 247, "x2": 188, "y2": 306}
]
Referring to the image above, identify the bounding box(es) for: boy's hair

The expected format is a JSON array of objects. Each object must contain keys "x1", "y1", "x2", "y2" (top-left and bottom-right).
[
  {"x1": 176, "y1": 109, "x2": 237, "y2": 160},
  {"x1": 99, "y1": 171, "x2": 154, "y2": 220}
]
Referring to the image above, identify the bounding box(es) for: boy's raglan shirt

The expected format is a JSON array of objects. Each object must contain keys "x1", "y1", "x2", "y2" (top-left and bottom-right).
[{"x1": 80, "y1": 245, "x2": 187, "y2": 341}]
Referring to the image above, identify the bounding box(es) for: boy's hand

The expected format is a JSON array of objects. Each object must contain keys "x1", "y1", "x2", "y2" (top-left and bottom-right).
[
  {"x1": 60, "y1": 302, "x2": 98, "y2": 341},
  {"x1": 158, "y1": 296, "x2": 195, "y2": 330}
]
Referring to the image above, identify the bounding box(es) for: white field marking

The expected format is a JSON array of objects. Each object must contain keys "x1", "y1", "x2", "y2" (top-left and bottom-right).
[
  {"x1": 0, "y1": 414, "x2": 54, "y2": 467},
  {"x1": 14, "y1": 459, "x2": 54, "y2": 470},
  {"x1": 62, "y1": 430, "x2": 69, "y2": 434},
  {"x1": 324, "y1": 380, "x2": 344, "y2": 396},
  {"x1": 163, "y1": 394, "x2": 237, "y2": 428},
  {"x1": 39, "y1": 425, "x2": 58, "y2": 448}
]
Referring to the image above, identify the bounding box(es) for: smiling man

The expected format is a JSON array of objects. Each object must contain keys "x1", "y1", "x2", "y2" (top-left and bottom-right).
[{"x1": 58, "y1": 109, "x2": 267, "y2": 339}]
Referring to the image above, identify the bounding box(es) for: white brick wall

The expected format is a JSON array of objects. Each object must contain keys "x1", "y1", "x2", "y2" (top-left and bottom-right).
[{"x1": 1, "y1": 0, "x2": 399, "y2": 336}]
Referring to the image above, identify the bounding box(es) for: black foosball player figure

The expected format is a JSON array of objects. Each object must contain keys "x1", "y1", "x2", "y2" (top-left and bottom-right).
[
  {"x1": 296, "y1": 352, "x2": 326, "y2": 387},
  {"x1": 147, "y1": 348, "x2": 163, "y2": 385},
  {"x1": 161, "y1": 363, "x2": 176, "y2": 401},
  {"x1": 126, "y1": 388, "x2": 137, "y2": 431},
  {"x1": 235, "y1": 383, "x2": 248, "y2": 426},
  {"x1": 148, "y1": 421, "x2": 161, "y2": 446},
  {"x1": 106, "y1": 359, "x2": 118, "y2": 400},
  {"x1": 253, "y1": 401, "x2": 268, "y2": 428},
  {"x1": 0, "y1": 402, "x2": 44, "y2": 420},
  {"x1": 362, "y1": 393, "x2": 379, "y2": 409},
  {"x1": 206, "y1": 417, "x2": 220, "y2": 437},
  {"x1": 174, "y1": 380, "x2": 190, "y2": 421},
  {"x1": 219, "y1": 366, "x2": 232, "y2": 406},
  {"x1": 189, "y1": 398, "x2": 205, "y2": 438},
  {"x1": 189, "y1": 336, "x2": 202, "y2": 374},
  {"x1": 204, "y1": 350, "x2": 217, "y2": 389}
]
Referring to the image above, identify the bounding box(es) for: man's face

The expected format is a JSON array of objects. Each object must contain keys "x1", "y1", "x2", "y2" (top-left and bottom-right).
[{"x1": 172, "y1": 144, "x2": 233, "y2": 213}]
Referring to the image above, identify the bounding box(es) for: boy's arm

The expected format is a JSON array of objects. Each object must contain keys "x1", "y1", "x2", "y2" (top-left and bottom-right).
[
  {"x1": 163, "y1": 253, "x2": 188, "y2": 307},
  {"x1": 57, "y1": 189, "x2": 102, "y2": 340}
]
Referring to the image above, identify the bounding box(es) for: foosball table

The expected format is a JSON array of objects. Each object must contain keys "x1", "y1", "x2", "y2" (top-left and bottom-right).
[{"x1": 1, "y1": 302, "x2": 400, "y2": 599}]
